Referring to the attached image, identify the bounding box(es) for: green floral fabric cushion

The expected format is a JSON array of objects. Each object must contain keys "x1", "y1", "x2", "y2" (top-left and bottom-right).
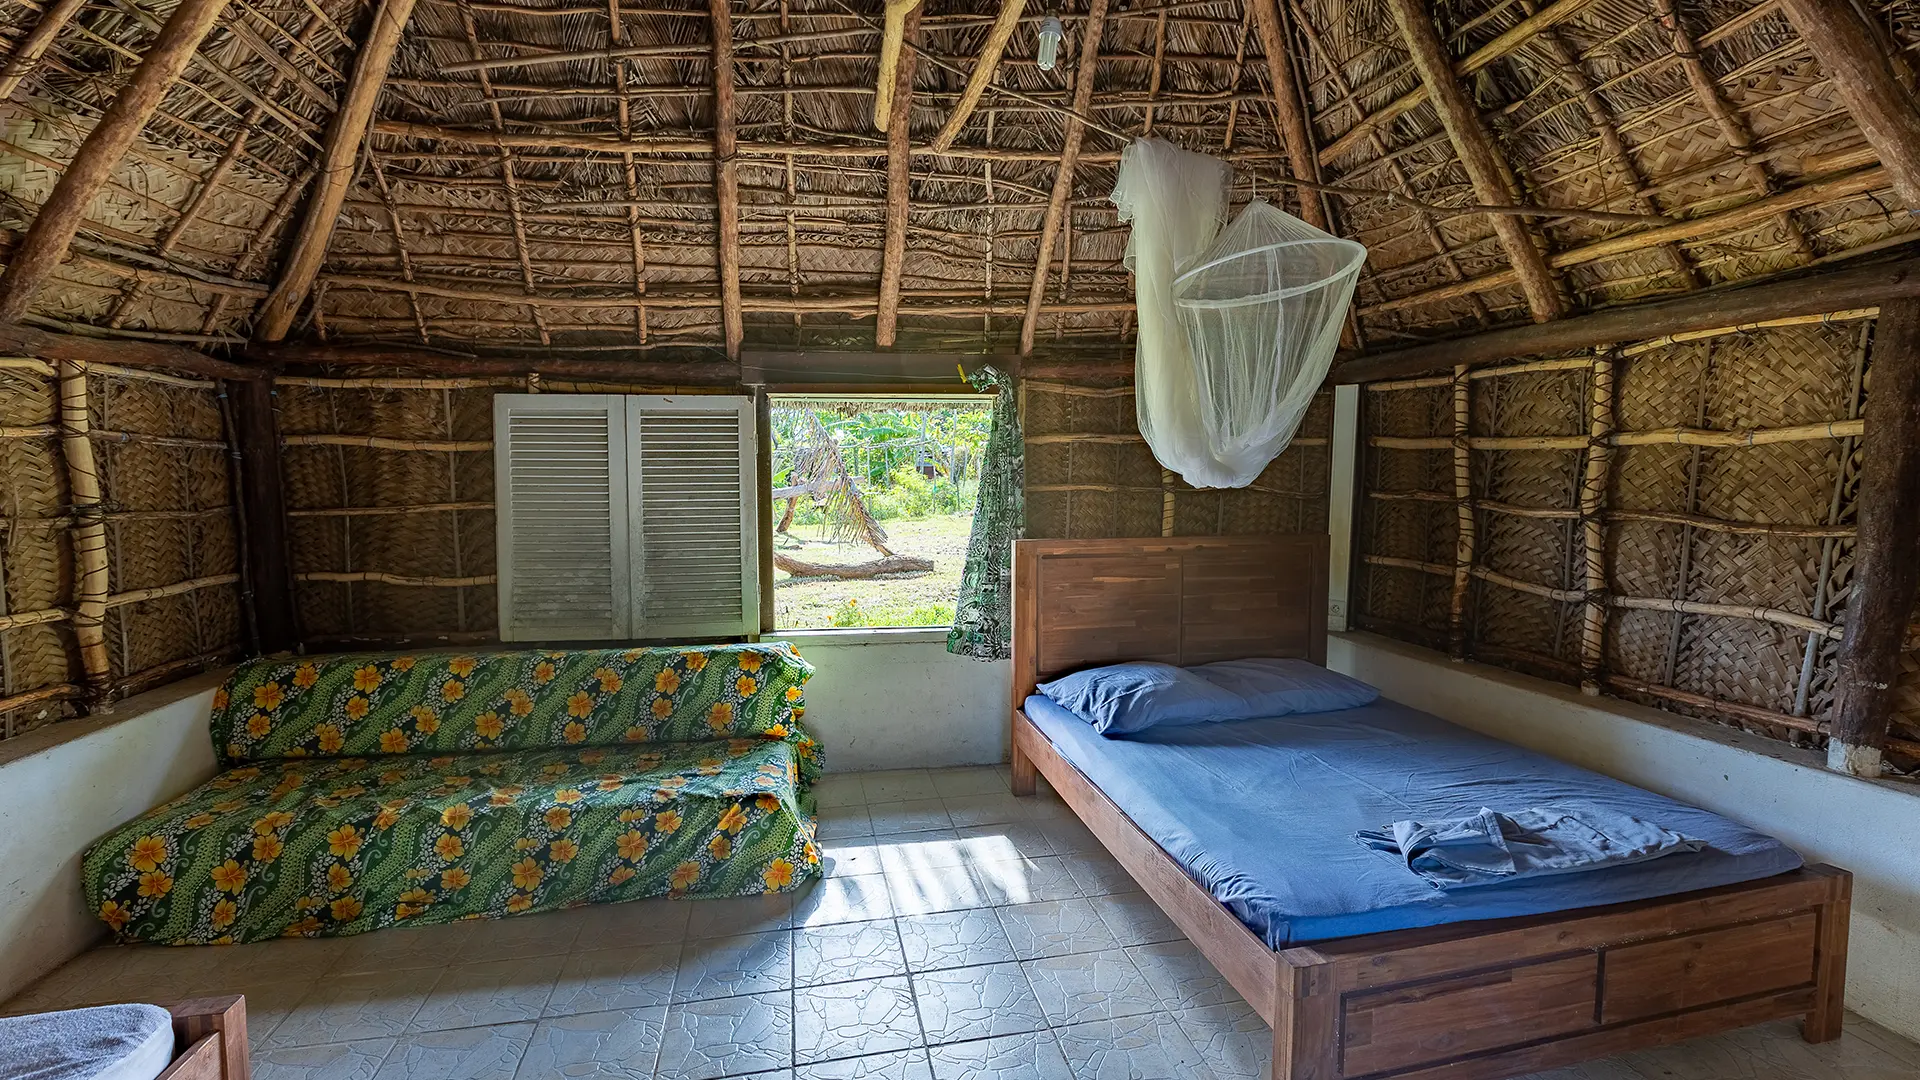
[
  {"x1": 210, "y1": 644, "x2": 820, "y2": 782},
  {"x1": 84, "y1": 738, "x2": 820, "y2": 945}
]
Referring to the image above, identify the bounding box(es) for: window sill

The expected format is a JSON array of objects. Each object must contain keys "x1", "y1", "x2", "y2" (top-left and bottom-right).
[{"x1": 770, "y1": 627, "x2": 953, "y2": 646}]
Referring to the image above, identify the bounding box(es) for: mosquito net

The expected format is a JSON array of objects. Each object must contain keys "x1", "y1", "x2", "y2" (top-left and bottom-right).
[{"x1": 1112, "y1": 138, "x2": 1367, "y2": 489}]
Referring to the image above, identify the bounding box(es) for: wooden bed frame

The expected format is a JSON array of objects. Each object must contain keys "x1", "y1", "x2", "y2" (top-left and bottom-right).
[
  {"x1": 157, "y1": 996, "x2": 249, "y2": 1080},
  {"x1": 1008, "y1": 536, "x2": 1851, "y2": 1080}
]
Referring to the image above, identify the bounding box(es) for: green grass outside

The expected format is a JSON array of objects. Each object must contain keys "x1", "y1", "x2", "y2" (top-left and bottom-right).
[{"x1": 773, "y1": 512, "x2": 973, "y2": 630}]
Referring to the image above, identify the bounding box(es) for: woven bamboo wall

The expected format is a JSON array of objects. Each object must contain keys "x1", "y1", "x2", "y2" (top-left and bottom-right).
[
  {"x1": 1354, "y1": 312, "x2": 1920, "y2": 765},
  {"x1": 1023, "y1": 380, "x2": 1331, "y2": 539},
  {"x1": 0, "y1": 358, "x2": 243, "y2": 740}
]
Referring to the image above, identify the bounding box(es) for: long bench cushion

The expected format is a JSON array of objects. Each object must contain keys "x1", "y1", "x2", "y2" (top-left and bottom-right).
[
  {"x1": 83, "y1": 738, "x2": 818, "y2": 945},
  {"x1": 209, "y1": 644, "x2": 820, "y2": 782}
]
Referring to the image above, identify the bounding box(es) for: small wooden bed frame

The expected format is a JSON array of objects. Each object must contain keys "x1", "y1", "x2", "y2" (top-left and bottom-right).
[
  {"x1": 1009, "y1": 536, "x2": 1851, "y2": 1080},
  {"x1": 158, "y1": 996, "x2": 250, "y2": 1080}
]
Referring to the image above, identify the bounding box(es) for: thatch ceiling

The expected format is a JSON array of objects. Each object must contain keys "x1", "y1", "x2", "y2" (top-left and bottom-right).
[{"x1": 0, "y1": 0, "x2": 1911, "y2": 358}]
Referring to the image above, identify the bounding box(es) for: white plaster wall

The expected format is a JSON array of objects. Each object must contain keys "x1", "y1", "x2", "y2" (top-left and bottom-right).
[
  {"x1": 784, "y1": 630, "x2": 1011, "y2": 772},
  {"x1": 1329, "y1": 631, "x2": 1920, "y2": 1042},
  {"x1": 0, "y1": 672, "x2": 224, "y2": 1003}
]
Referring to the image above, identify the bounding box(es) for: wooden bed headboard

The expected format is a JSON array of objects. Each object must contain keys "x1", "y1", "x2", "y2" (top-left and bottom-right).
[{"x1": 1010, "y1": 535, "x2": 1329, "y2": 707}]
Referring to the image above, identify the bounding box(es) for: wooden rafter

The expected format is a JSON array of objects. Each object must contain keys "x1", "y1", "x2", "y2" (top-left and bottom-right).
[
  {"x1": 254, "y1": 0, "x2": 421, "y2": 341},
  {"x1": 1778, "y1": 0, "x2": 1920, "y2": 213},
  {"x1": 874, "y1": 2, "x2": 920, "y2": 348},
  {"x1": 0, "y1": 0, "x2": 235, "y2": 324},
  {"x1": 873, "y1": 0, "x2": 925, "y2": 132},
  {"x1": 1384, "y1": 0, "x2": 1564, "y2": 323},
  {"x1": 0, "y1": 0, "x2": 90, "y2": 99},
  {"x1": 929, "y1": 0, "x2": 1027, "y2": 153},
  {"x1": 712, "y1": 0, "x2": 743, "y2": 359},
  {"x1": 1248, "y1": 0, "x2": 1326, "y2": 230},
  {"x1": 453, "y1": 0, "x2": 551, "y2": 344},
  {"x1": 1020, "y1": 0, "x2": 1111, "y2": 355},
  {"x1": 609, "y1": 0, "x2": 649, "y2": 344}
]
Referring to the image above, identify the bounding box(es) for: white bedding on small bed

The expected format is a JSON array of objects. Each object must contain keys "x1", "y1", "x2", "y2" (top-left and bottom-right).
[{"x1": 0, "y1": 1003, "x2": 176, "y2": 1080}]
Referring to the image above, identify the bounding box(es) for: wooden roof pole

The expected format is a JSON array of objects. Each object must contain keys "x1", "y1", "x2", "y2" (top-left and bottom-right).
[
  {"x1": 712, "y1": 0, "x2": 743, "y2": 359},
  {"x1": 873, "y1": 0, "x2": 926, "y2": 132},
  {"x1": 0, "y1": 0, "x2": 233, "y2": 325},
  {"x1": 1778, "y1": 0, "x2": 1920, "y2": 213},
  {"x1": 0, "y1": 0, "x2": 89, "y2": 99},
  {"x1": 254, "y1": 0, "x2": 420, "y2": 342},
  {"x1": 929, "y1": 0, "x2": 1027, "y2": 153},
  {"x1": 1384, "y1": 0, "x2": 1563, "y2": 323},
  {"x1": 1827, "y1": 298, "x2": 1920, "y2": 778},
  {"x1": 1247, "y1": 0, "x2": 1326, "y2": 231},
  {"x1": 875, "y1": 3, "x2": 920, "y2": 348},
  {"x1": 1020, "y1": 0, "x2": 1111, "y2": 356}
]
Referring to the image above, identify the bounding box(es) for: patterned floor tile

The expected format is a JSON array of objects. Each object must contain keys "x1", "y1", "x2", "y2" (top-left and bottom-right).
[
  {"x1": 331, "y1": 922, "x2": 475, "y2": 975},
  {"x1": 1087, "y1": 893, "x2": 1183, "y2": 949},
  {"x1": 675, "y1": 930, "x2": 794, "y2": 1002},
  {"x1": 567, "y1": 896, "x2": 694, "y2": 949},
  {"x1": 874, "y1": 831, "x2": 971, "y2": 873},
  {"x1": 866, "y1": 799, "x2": 954, "y2": 835},
  {"x1": 995, "y1": 899, "x2": 1120, "y2": 960},
  {"x1": 656, "y1": 990, "x2": 794, "y2": 1080},
  {"x1": 1125, "y1": 941, "x2": 1236, "y2": 1011},
  {"x1": 926, "y1": 1030, "x2": 1075, "y2": 1080},
  {"x1": 942, "y1": 793, "x2": 1029, "y2": 829},
  {"x1": 795, "y1": 919, "x2": 907, "y2": 987},
  {"x1": 547, "y1": 942, "x2": 680, "y2": 1015},
  {"x1": 795, "y1": 1048, "x2": 935, "y2": 1079},
  {"x1": 930, "y1": 767, "x2": 1010, "y2": 800},
  {"x1": 686, "y1": 894, "x2": 796, "y2": 939},
  {"x1": 820, "y1": 839, "x2": 888, "y2": 879},
  {"x1": 1054, "y1": 853, "x2": 1137, "y2": 898},
  {"x1": 973, "y1": 855, "x2": 1084, "y2": 907},
  {"x1": 250, "y1": 1038, "x2": 394, "y2": 1080},
  {"x1": 860, "y1": 770, "x2": 940, "y2": 803},
  {"x1": 1022, "y1": 950, "x2": 1160, "y2": 1026},
  {"x1": 515, "y1": 1005, "x2": 667, "y2": 1080},
  {"x1": 373, "y1": 1022, "x2": 533, "y2": 1080},
  {"x1": 912, "y1": 962, "x2": 1048, "y2": 1045},
  {"x1": 444, "y1": 909, "x2": 583, "y2": 961},
  {"x1": 1032, "y1": 816, "x2": 1102, "y2": 855},
  {"x1": 897, "y1": 908, "x2": 1018, "y2": 973},
  {"x1": 812, "y1": 776, "x2": 869, "y2": 809},
  {"x1": 816, "y1": 806, "x2": 876, "y2": 841},
  {"x1": 793, "y1": 873, "x2": 895, "y2": 927},
  {"x1": 885, "y1": 861, "x2": 988, "y2": 917},
  {"x1": 1055, "y1": 1013, "x2": 1219, "y2": 1080},
  {"x1": 263, "y1": 968, "x2": 433, "y2": 1048},
  {"x1": 795, "y1": 976, "x2": 922, "y2": 1064},
  {"x1": 408, "y1": 954, "x2": 564, "y2": 1032},
  {"x1": 1174, "y1": 1002, "x2": 1270, "y2": 1080},
  {"x1": 954, "y1": 822, "x2": 1057, "y2": 863}
]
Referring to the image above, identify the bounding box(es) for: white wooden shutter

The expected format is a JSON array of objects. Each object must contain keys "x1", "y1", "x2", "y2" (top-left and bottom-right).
[
  {"x1": 494, "y1": 395, "x2": 630, "y2": 640},
  {"x1": 627, "y1": 395, "x2": 760, "y2": 638}
]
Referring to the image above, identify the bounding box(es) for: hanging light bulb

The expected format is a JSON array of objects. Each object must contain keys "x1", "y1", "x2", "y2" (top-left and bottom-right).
[{"x1": 1036, "y1": 13, "x2": 1064, "y2": 72}]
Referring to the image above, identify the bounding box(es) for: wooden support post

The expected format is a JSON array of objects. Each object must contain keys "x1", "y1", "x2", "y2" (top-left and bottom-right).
[
  {"x1": 1448, "y1": 364, "x2": 1473, "y2": 659},
  {"x1": 1247, "y1": 0, "x2": 1327, "y2": 231},
  {"x1": 253, "y1": 0, "x2": 420, "y2": 342},
  {"x1": 873, "y1": 0, "x2": 925, "y2": 132},
  {"x1": 1384, "y1": 0, "x2": 1563, "y2": 324},
  {"x1": 0, "y1": 0, "x2": 89, "y2": 99},
  {"x1": 0, "y1": 0, "x2": 233, "y2": 324},
  {"x1": 57, "y1": 360, "x2": 110, "y2": 703},
  {"x1": 1828, "y1": 299, "x2": 1920, "y2": 777},
  {"x1": 1779, "y1": 0, "x2": 1920, "y2": 212},
  {"x1": 712, "y1": 0, "x2": 743, "y2": 359},
  {"x1": 1578, "y1": 353, "x2": 1615, "y2": 694},
  {"x1": 875, "y1": 2, "x2": 920, "y2": 348},
  {"x1": 229, "y1": 378, "x2": 299, "y2": 653},
  {"x1": 929, "y1": 0, "x2": 1027, "y2": 152},
  {"x1": 1020, "y1": 0, "x2": 1111, "y2": 355}
]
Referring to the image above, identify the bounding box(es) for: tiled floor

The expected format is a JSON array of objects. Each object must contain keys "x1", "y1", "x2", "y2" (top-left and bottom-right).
[{"x1": 7, "y1": 764, "x2": 1920, "y2": 1080}]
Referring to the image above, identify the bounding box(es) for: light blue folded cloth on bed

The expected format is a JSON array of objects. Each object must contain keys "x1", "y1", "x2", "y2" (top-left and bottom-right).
[{"x1": 1358, "y1": 806, "x2": 1706, "y2": 890}]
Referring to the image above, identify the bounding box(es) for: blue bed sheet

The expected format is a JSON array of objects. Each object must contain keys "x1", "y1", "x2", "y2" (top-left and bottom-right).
[{"x1": 1024, "y1": 693, "x2": 1802, "y2": 946}]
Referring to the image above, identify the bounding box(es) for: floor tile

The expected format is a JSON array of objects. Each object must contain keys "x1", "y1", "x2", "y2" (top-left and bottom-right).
[
  {"x1": 795, "y1": 976, "x2": 922, "y2": 1064},
  {"x1": 446, "y1": 910, "x2": 583, "y2": 962},
  {"x1": 373, "y1": 1022, "x2": 533, "y2": 1080},
  {"x1": 973, "y1": 855, "x2": 1084, "y2": 907},
  {"x1": 1056, "y1": 1012, "x2": 1218, "y2": 1080},
  {"x1": 897, "y1": 908, "x2": 1018, "y2": 974},
  {"x1": 264, "y1": 968, "x2": 432, "y2": 1048},
  {"x1": 568, "y1": 897, "x2": 693, "y2": 949},
  {"x1": 943, "y1": 793, "x2": 1029, "y2": 829},
  {"x1": 408, "y1": 954, "x2": 563, "y2": 1032},
  {"x1": 867, "y1": 799, "x2": 954, "y2": 834},
  {"x1": 1033, "y1": 816, "x2": 1101, "y2": 856},
  {"x1": 546, "y1": 942, "x2": 680, "y2": 1015},
  {"x1": 926, "y1": 1030, "x2": 1075, "y2": 1080},
  {"x1": 820, "y1": 838, "x2": 888, "y2": 879},
  {"x1": 795, "y1": 919, "x2": 907, "y2": 987},
  {"x1": 1055, "y1": 853, "x2": 1136, "y2": 898},
  {"x1": 954, "y1": 822, "x2": 1057, "y2": 863},
  {"x1": 656, "y1": 990, "x2": 794, "y2": 1080},
  {"x1": 817, "y1": 806, "x2": 876, "y2": 841},
  {"x1": 874, "y1": 830, "x2": 971, "y2": 873},
  {"x1": 332, "y1": 922, "x2": 474, "y2": 975},
  {"x1": 795, "y1": 1048, "x2": 935, "y2": 1079},
  {"x1": 930, "y1": 767, "x2": 1010, "y2": 799},
  {"x1": 1126, "y1": 942, "x2": 1236, "y2": 1011},
  {"x1": 885, "y1": 861, "x2": 988, "y2": 917},
  {"x1": 995, "y1": 899, "x2": 1120, "y2": 960},
  {"x1": 861, "y1": 770, "x2": 940, "y2": 803},
  {"x1": 675, "y1": 930, "x2": 795, "y2": 1002},
  {"x1": 687, "y1": 893, "x2": 796, "y2": 939},
  {"x1": 912, "y1": 962, "x2": 1047, "y2": 1045},
  {"x1": 251, "y1": 1038, "x2": 394, "y2": 1080},
  {"x1": 515, "y1": 1005, "x2": 667, "y2": 1080},
  {"x1": 1087, "y1": 893, "x2": 1183, "y2": 949},
  {"x1": 1174, "y1": 1002, "x2": 1270, "y2": 1080},
  {"x1": 1022, "y1": 950, "x2": 1159, "y2": 1026},
  {"x1": 812, "y1": 776, "x2": 869, "y2": 809},
  {"x1": 794, "y1": 873, "x2": 895, "y2": 927}
]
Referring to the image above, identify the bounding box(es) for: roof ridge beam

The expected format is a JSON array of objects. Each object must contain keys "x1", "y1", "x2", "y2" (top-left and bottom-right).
[{"x1": 1778, "y1": 0, "x2": 1920, "y2": 213}]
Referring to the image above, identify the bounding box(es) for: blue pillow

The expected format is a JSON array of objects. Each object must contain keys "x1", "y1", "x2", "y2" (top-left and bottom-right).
[
  {"x1": 1189, "y1": 658, "x2": 1379, "y2": 716},
  {"x1": 1037, "y1": 662, "x2": 1245, "y2": 735}
]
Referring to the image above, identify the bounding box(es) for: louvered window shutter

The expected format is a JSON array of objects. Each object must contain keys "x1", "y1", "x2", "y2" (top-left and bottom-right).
[
  {"x1": 494, "y1": 395, "x2": 631, "y2": 640},
  {"x1": 628, "y1": 396, "x2": 760, "y2": 638}
]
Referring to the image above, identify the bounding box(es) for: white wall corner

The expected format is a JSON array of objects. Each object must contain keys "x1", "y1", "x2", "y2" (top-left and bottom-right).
[{"x1": 1327, "y1": 383, "x2": 1360, "y2": 633}]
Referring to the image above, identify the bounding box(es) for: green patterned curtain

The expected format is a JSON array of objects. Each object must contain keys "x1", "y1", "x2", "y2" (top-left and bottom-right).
[{"x1": 948, "y1": 365, "x2": 1023, "y2": 660}]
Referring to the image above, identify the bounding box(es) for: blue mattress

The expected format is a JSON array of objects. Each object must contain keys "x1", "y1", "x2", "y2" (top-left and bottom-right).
[{"x1": 1024, "y1": 693, "x2": 1802, "y2": 946}]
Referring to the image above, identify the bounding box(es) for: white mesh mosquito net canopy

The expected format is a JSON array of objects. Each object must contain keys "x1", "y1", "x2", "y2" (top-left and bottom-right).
[{"x1": 1111, "y1": 138, "x2": 1367, "y2": 489}]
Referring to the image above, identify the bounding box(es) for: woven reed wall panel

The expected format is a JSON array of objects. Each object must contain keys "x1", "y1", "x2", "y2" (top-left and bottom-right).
[
  {"x1": 1355, "y1": 382, "x2": 1452, "y2": 645},
  {"x1": 0, "y1": 367, "x2": 73, "y2": 737},
  {"x1": 279, "y1": 385, "x2": 498, "y2": 644}
]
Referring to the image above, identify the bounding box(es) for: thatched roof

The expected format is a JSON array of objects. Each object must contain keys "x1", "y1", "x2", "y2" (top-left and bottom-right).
[{"x1": 0, "y1": 0, "x2": 1909, "y2": 358}]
